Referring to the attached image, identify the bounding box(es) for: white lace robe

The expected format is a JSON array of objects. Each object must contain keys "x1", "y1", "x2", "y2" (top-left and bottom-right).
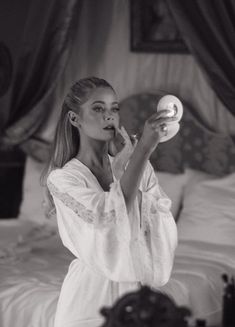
[{"x1": 47, "y1": 156, "x2": 177, "y2": 327}]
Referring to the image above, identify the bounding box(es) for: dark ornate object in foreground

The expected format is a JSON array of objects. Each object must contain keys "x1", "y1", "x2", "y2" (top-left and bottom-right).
[
  {"x1": 100, "y1": 285, "x2": 191, "y2": 327},
  {"x1": 222, "y1": 274, "x2": 235, "y2": 327}
]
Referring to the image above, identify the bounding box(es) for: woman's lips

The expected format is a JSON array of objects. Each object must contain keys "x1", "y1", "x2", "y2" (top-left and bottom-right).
[
  {"x1": 103, "y1": 126, "x2": 115, "y2": 133},
  {"x1": 103, "y1": 124, "x2": 115, "y2": 130}
]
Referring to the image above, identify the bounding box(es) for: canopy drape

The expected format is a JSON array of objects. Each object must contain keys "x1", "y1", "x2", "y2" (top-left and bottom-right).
[
  {"x1": 0, "y1": 0, "x2": 82, "y2": 160},
  {"x1": 0, "y1": 0, "x2": 82, "y2": 217},
  {"x1": 167, "y1": 0, "x2": 235, "y2": 119}
]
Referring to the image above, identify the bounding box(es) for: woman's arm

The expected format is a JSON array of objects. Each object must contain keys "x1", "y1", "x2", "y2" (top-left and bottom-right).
[
  {"x1": 120, "y1": 138, "x2": 150, "y2": 212},
  {"x1": 119, "y1": 110, "x2": 177, "y2": 212}
]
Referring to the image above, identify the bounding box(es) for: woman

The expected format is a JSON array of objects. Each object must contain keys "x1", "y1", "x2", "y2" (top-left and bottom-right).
[{"x1": 45, "y1": 77, "x2": 178, "y2": 327}]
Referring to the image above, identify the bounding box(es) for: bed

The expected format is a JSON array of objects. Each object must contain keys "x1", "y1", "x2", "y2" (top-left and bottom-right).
[
  {"x1": 0, "y1": 92, "x2": 235, "y2": 327},
  {"x1": 0, "y1": 220, "x2": 74, "y2": 327}
]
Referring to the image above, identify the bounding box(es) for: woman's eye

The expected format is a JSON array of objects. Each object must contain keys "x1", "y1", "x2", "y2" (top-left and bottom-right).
[
  {"x1": 112, "y1": 107, "x2": 120, "y2": 112},
  {"x1": 93, "y1": 106, "x2": 104, "y2": 112}
]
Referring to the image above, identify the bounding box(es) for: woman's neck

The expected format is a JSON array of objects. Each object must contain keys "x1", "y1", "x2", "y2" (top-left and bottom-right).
[{"x1": 76, "y1": 139, "x2": 109, "y2": 169}]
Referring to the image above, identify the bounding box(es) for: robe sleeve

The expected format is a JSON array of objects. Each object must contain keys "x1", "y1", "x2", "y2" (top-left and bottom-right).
[
  {"x1": 138, "y1": 161, "x2": 178, "y2": 287},
  {"x1": 47, "y1": 168, "x2": 137, "y2": 282}
]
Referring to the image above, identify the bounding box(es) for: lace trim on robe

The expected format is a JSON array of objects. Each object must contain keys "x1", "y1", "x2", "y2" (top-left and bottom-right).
[
  {"x1": 139, "y1": 189, "x2": 172, "y2": 285},
  {"x1": 47, "y1": 180, "x2": 116, "y2": 226}
]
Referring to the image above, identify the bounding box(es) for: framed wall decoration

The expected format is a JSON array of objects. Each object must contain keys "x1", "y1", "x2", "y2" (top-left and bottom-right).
[{"x1": 130, "y1": 0, "x2": 189, "y2": 53}]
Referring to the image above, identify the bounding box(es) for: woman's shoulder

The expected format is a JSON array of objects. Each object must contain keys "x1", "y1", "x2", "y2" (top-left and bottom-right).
[{"x1": 47, "y1": 158, "x2": 86, "y2": 186}]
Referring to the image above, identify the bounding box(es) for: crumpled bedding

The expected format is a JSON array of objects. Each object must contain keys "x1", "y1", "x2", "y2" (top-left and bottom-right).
[
  {"x1": 0, "y1": 221, "x2": 56, "y2": 260},
  {"x1": 0, "y1": 220, "x2": 234, "y2": 327},
  {"x1": 0, "y1": 220, "x2": 73, "y2": 327},
  {"x1": 161, "y1": 240, "x2": 235, "y2": 326}
]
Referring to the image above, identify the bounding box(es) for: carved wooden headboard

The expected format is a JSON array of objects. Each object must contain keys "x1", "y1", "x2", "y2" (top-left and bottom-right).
[{"x1": 120, "y1": 93, "x2": 235, "y2": 176}]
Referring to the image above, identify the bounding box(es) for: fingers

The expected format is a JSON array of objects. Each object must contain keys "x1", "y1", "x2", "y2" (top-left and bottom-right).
[
  {"x1": 130, "y1": 134, "x2": 138, "y2": 147},
  {"x1": 112, "y1": 126, "x2": 134, "y2": 156},
  {"x1": 151, "y1": 116, "x2": 177, "y2": 126},
  {"x1": 116, "y1": 126, "x2": 131, "y2": 143},
  {"x1": 149, "y1": 109, "x2": 177, "y2": 122},
  {"x1": 146, "y1": 111, "x2": 178, "y2": 136},
  {"x1": 116, "y1": 126, "x2": 128, "y2": 136},
  {"x1": 148, "y1": 111, "x2": 178, "y2": 128}
]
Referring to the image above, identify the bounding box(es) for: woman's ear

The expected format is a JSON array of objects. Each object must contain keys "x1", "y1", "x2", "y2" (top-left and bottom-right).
[{"x1": 68, "y1": 110, "x2": 80, "y2": 127}]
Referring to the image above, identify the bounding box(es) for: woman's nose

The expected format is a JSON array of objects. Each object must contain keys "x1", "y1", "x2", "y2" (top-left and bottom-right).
[{"x1": 104, "y1": 115, "x2": 114, "y2": 121}]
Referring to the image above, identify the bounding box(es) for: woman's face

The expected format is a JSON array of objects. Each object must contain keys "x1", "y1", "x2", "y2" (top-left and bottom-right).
[{"x1": 79, "y1": 87, "x2": 120, "y2": 141}]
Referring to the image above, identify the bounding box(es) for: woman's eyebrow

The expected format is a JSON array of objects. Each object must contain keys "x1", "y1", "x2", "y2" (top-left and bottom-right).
[
  {"x1": 92, "y1": 101, "x2": 105, "y2": 104},
  {"x1": 91, "y1": 101, "x2": 119, "y2": 105}
]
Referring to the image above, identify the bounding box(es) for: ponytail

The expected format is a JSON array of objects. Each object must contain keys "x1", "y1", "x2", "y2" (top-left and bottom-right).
[{"x1": 41, "y1": 76, "x2": 114, "y2": 217}]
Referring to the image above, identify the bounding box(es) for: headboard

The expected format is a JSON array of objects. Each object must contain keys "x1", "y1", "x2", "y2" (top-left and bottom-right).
[{"x1": 119, "y1": 93, "x2": 235, "y2": 176}]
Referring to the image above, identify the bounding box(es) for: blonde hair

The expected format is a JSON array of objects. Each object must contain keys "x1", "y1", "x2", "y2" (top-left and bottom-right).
[{"x1": 41, "y1": 77, "x2": 114, "y2": 217}]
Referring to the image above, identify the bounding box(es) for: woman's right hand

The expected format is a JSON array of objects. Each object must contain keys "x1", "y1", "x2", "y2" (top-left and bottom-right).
[{"x1": 139, "y1": 109, "x2": 178, "y2": 154}]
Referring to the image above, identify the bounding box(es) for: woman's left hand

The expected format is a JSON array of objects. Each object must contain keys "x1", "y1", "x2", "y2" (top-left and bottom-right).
[{"x1": 110, "y1": 126, "x2": 138, "y2": 180}]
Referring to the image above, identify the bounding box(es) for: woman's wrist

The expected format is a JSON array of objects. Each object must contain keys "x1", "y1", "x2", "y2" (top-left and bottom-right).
[{"x1": 136, "y1": 137, "x2": 154, "y2": 158}]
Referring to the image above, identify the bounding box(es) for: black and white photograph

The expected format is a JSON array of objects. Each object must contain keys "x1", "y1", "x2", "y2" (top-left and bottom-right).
[{"x1": 0, "y1": 1, "x2": 235, "y2": 327}]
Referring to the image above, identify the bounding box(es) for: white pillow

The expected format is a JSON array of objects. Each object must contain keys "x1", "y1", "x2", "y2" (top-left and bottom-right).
[
  {"x1": 156, "y1": 168, "x2": 213, "y2": 221},
  {"x1": 184, "y1": 167, "x2": 216, "y2": 185},
  {"x1": 157, "y1": 171, "x2": 189, "y2": 220},
  {"x1": 177, "y1": 172, "x2": 235, "y2": 245}
]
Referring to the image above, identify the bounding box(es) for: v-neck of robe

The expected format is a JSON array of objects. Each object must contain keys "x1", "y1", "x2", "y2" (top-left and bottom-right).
[{"x1": 71, "y1": 155, "x2": 116, "y2": 191}]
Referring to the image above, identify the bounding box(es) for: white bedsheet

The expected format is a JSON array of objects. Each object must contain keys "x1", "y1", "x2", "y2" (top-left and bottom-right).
[
  {"x1": 161, "y1": 240, "x2": 235, "y2": 326},
  {"x1": 0, "y1": 220, "x2": 73, "y2": 327},
  {"x1": 0, "y1": 220, "x2": 234, "y2": 327}
]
